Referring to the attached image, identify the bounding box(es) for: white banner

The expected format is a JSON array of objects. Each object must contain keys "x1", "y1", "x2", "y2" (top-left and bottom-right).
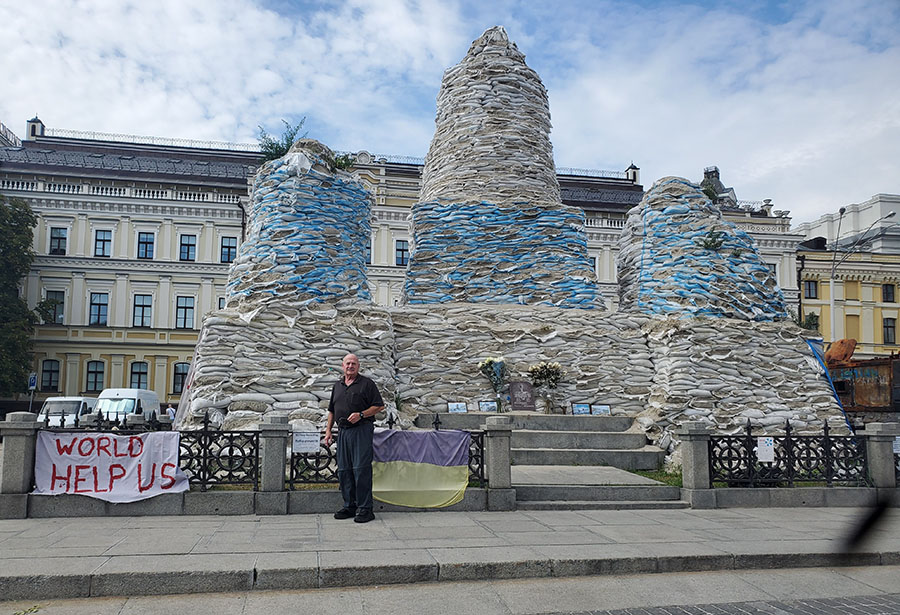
[{"x1": 33, "y1": 431, "x2": 189, "y2": 503}]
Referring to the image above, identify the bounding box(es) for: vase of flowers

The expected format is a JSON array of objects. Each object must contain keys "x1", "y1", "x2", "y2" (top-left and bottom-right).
[
  {"x1": 478, "y1": 356, "x2": 508, "y2": 412},
  {"x1": 528, "y1": 361, "x2": 564, "y2": 414}
]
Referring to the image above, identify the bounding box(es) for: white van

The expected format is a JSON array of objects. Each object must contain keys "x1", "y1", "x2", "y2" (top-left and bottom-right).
[
  {"x1": 39, "y1": 397, "x2": 98, "y2": 428},
  {"x1": 95, "y1": 388, "x2": 161, "y2": 422}
]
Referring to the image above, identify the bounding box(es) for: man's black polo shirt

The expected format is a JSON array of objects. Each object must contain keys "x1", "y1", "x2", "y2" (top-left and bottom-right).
[{"x1": 328, "y1": 374, "x2": 384, "y2": 424}]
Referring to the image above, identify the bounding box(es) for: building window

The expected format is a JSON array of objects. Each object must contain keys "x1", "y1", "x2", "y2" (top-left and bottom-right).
[
  {"x1": 395, "y1": 240, "x2": 409, "y2": 266},
  {"x1": 137, "y1": 232, "x2": 154, "y2": 259},
  {"x1": 179, "y1": 234, "x2": 197, "y2": 261},
  {"x1": 767, "y1": 263, "x2": 777, "y2": 277},
  {"x1": 89, "y1": 293, "x2": 108, "y2": 326},
  {"x1": 220, "y1": 236, "x2": 237, "y2": 263},
  {"x1": 86, "y1": 361, "x2": 104, "y2": 392},
  {"x1": 884, "y1": 318, "x2": 896, "y2": 345},
  {"x1": 49, "y1": 228, "x2": 67, "y2": 255},
  {"x1": 46, "y1": 290, "x2": 65, "y2": 324},
  {"x1": 173, "y1": 362, "x2": 190, "y2": 394},
  {"x1": 218, "y1": 297, "x2": 226, "y2": 310},
  {"x1": 589, "y1": 256, "x2": 597, "y2": 274},
  {"x1": 41, "y1": 359, "x2": 60, "y2": 391},
  {"x1": 133, "y1": 294, "x2": 152, "y2": 327},
  {"x1": 130, "y1": 362, "x2": 149, "y2": 389},
  {"x1": 883, "y1": 284, "x2": 896, "y2": 303},
  {"x1": 175, "y1": 296, "x2": 195, "y2": 329},
  {"x1": 365, "y1": 238, "x2": 372, "y2": 265},
  {"x1": 803, "y1": 280, "x2": 818, "y2": 299},
  {"x1": 94, "y1": 229, "x2": 112, "y2": 257}
]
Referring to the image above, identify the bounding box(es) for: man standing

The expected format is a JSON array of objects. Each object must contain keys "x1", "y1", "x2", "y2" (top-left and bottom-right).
[{"x1": 324, "y1": 353, "x2": 384, "y2": 523}]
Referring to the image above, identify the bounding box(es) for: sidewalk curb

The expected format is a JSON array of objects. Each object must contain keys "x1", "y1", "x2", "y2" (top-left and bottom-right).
[{"x1": 1, "y1": 550, "x2": 895, "y2": 602}]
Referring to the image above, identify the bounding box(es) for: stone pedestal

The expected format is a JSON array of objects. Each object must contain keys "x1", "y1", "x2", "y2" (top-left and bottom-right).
[
  {"x1": 125, "y1": 413, "x2": 146, "y2": 429},
  {"x1": 0, "y1": 412, "x2": 42, "y2": 494},
  {"x1": 483, "y1": 415, "x2": 513, "y2": 495},
  {"x1": 864, "y1": 423, "x2": 900, "y2": 489},
  {"x1": 676, "y1": 421, "x2": 714, "y2": 508},
  {"x1": 259, "y1": 416, "x2": 291, "y2": 492}
]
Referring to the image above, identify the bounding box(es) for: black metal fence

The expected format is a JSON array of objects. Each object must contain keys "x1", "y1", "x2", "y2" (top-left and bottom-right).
[
  {"x1": 288, "y1": 426, "x2": 487, "y2": 489},
  {"x1": 709, "y1": 421, "x2": 870, "y2": 487},
  {"x1": 178, "y1": 414, "x2": 259, "y2": 491}
]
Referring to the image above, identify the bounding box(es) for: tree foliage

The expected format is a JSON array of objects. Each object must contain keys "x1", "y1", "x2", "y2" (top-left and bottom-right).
[
  {"x1": 257, "y1": 118, "x2": 307, "y2": 162},
  {"x1": 0, "y1": 195, "x2": 47, "y2": 395}
]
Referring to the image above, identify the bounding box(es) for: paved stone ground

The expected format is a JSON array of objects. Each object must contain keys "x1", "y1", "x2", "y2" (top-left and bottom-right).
[{"x1": 1, "y1": 566, "x2": 898, "y2": 614}]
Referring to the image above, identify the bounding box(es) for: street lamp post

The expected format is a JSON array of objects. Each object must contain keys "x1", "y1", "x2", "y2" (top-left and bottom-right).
[{"x1": 828, "y1": 209, "x2": 896, "y2": 344}]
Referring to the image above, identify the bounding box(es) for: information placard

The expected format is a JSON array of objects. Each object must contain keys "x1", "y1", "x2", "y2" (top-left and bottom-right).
[{"x1": 292, "y1": 431, "x2": 321, "y2": 454}]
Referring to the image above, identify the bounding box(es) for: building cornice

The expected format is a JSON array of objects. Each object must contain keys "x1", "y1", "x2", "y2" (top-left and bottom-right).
[{"x1": 33, "y1": 256, "x2": 232, "y2": 275}]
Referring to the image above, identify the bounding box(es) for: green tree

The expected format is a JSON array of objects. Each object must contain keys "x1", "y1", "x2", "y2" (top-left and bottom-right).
[
  {"x1": 257, "y1": 118, "x2": 307, "y2": 162},
  {"x1": 0, "y1": 195, "x2": 53, "y2": 395}
]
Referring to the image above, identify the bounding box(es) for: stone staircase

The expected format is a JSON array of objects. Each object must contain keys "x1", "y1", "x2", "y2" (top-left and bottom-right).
[{"x1": 413, "y1": 412, "x2": 686, "y2": 510}]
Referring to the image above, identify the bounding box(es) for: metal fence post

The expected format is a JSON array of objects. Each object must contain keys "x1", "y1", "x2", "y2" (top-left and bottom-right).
[
  {"x1": 864, "y1": 423, "x2": 900, "y2": 489},
  {"x1": 0, "y1": 412, "x2": 43, "y2": 495}
]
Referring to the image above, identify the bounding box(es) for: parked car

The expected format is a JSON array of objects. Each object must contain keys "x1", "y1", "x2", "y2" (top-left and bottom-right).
[
  {"x1": 95, "y1": 388, "x2": 161, "y2": 422},
  {"x1": 38, "y1": 397, "x2": 98, "y2": 428}
]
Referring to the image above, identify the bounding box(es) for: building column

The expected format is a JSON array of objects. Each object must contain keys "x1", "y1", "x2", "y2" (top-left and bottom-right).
[
  {"x1": 65, "y1": 353, "x2": 81, "y2": 396},
  {"x1": 25, "y1": 270, "x2": 40, "y2": 311},
  {"x1": 158, "y1": 276, "x2": 172, "y2": 329},
  {"x1": 154, "y1": 355, "x2": 169, "y2": 403},
  {"x1": 113, "y1": 273, "x2": 128, "y2": 328},
  {"x1": 200, "y1": 277, "x2": 214, "y2": 317},
  {"x1": 71, "y1": 272, "x2": 86, "y2": 325},
  {"x1": 110, "y1": 354, "x2": 125, "y2": 388},
  {"x1": 160, "y1": 218, "x2": 174, "y2": 261},
  {"x1": 116, "y1": 216, "x2": 131, "y2": 259},
  {"x1": 602, "y1": 246, "x2": 614, "y2": 282},
  {"x1": 201, "y1": 221, "x2": 215, "y2": 263},
  {"x1": 71, "y1": 213, "x2": 86, "y2": 257}
]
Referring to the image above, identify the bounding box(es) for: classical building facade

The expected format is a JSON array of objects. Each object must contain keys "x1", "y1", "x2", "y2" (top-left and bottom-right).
[
  {"x1": 1, "y1": 118, "x2": 802, "y2": 409},
  {"x1": 795, "y1": 194, "x2": 900, "y2": 357}
]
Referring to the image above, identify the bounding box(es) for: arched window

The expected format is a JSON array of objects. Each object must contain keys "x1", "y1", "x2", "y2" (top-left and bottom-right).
[
  {"x1": 173, "y1": 363, "x2": 190, "y2": 394},
  {"x1": 41, "y1": 359, "x2": 60, "y2": 391},
  {"x1": 86, "y1": 361, "x2": 105, "y2": 392}
]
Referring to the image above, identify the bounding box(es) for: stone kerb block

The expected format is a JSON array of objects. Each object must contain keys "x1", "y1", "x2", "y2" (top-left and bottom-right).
[
  {"x1": 864, "y1": 422, "x2": 900, "y2": 489},
  {"x1": 0, "y1": 412, "x2": 42, "y2": 495},
  {"x1": 482, "y1": 415, "x2": 513, "y2": 494}
]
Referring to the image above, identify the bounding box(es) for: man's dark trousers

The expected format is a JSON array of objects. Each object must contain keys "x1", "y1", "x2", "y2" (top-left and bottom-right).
[{"x1": 337, "y1": 421, "x2": 374, "y2": 514}]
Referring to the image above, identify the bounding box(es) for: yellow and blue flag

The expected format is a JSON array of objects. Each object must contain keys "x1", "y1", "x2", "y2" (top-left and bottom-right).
[{"x1": 372, "y1": 428, "x2": 470, "y2": 508}]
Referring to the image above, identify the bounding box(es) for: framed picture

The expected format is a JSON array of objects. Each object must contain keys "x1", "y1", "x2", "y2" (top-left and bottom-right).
[
  {"x1": 572, "y1": 403, "x2": 590, "y2": 415},
  {"x1": 447, "y1": 402, "x2": 468, "y2": 413},
  {"x1": 591, "y1": 404, "x2": 611, "y2": 415},
  {"x1": 478, "y1": 400, "x2": 498, "y2": 412}
]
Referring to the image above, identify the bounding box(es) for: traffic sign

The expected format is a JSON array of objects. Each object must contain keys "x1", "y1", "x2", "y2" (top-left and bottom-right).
[{"x1": 28, "y1": 372, "x2": 37, "y2": 391}]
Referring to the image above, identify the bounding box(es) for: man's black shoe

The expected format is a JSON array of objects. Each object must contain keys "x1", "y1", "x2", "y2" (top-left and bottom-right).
[
  {"x1": 354, "y1": 510, "x2": 375, "y2": 523},
  {"x1": 333, "y1": 508, "x2": 356, "y2": 520}
]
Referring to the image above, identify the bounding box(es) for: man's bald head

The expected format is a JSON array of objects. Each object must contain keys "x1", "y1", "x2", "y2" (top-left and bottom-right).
[{"x1": 342, "y1": 354, "x2": 360, "y2": 382}]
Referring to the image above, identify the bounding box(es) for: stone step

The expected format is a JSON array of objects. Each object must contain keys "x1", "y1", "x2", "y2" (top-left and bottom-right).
[
  {"x1": 512, "y1": 429, "x2": 648, "y2": 450},
  {"x1": 511, "y1": 446, "x2": 665, "y2": 470},
  {"x1": 515, "y1": 484, "x2": 682, "y2": 502},
  {"x1": 414, "y1": 412, "x2": 634, "y2": 432},
  {"x1": 516, "y1": 499, "x2": 690, "y2": 510}
]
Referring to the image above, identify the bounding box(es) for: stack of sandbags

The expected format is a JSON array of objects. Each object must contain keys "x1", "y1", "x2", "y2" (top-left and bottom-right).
[
  {"x1": 616, "y1": 176, "x2": 788, "y2": 321},
  {"x1": 404, "y1": 26, "x2": 602, "y2": 309},
  {"x1": 182, "y1": 301, "x2": 397, "y2": 430},
  {"x1": 391, "y1": 303, "x2": 653, "y2": 415},
  {"x1": 226, "y1": 139, "x2": 372, "y2": 311}
]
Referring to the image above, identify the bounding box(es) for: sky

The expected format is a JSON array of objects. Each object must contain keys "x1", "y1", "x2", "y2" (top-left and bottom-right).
[{"x1": 1, "y1": 0, "x2": 898, "y2": 224}]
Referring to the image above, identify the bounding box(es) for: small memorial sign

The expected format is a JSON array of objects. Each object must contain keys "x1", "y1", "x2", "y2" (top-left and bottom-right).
[
  {"x1": 292, "y1": 431, "x2": 321, "y2": 454},
  {"x1": 509, "y1": 381, "x2": 535, "y2": 412},
  {"x1": 478, "y1": 400, "x2": 498, "y2": 412},
  {"x1": 572, "y1": 403, "x2": 590, "y2": 415},
  {"x1": 448, "y1": 402, "x2": 468, "y2": 413},
  {"x1": 591, "y1": 405, "x2": 611, "y2": 415}
]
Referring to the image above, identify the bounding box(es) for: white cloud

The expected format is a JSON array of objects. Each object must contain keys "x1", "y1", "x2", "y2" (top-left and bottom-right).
[{"x1": 0, "y1": 0, "x2": 897, "y2": 223}]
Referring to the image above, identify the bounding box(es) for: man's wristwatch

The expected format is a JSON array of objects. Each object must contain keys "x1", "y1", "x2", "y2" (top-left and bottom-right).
[{"x1": 358, "y1": 412, "x2": 365, "y2": 420}]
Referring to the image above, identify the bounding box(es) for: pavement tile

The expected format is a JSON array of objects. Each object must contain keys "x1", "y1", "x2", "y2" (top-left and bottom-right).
[
  {"x1": 494, "y1": 530, "x2": 611, "y2": 546},
  {"x1": 244, "y1": 587, "x2": 365, "y2": 615},
  {"x1": 392, "y1": 525, "x2": 496, "y2": 540},
  {"x1": 0, "y1": 597, "x2": 128, "y2": 614},
  {"x1": 588, "y1": 524, "x2": 708, "y2": 544},
  {"x1": 478, "y1": 520, "x2": 549, "y2": 532},
  {"x1": 836, "y1": 565, "x2": 900, "y2": 593},
  {"x1": 359, "y1": 578, "x2": 510, "y2": 615},
  {"x1": 733, "y1": 567, "x2": 889, "y2": 601},
  {"x1": 120, "y1": 592, "x2": 247, "y2": 614},
  {"x1": 577, "y1": 510, "x2": 665, "y2": 525}
]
